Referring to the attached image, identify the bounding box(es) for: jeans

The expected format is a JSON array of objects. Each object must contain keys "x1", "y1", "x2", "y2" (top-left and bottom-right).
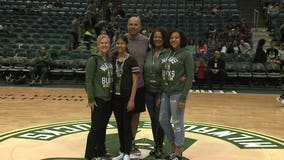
[
  {"x1": 159, "y1": 93, "x2": 185, "y2": 147},
  {"x1": 145, "y1": 91, "x2": 164, "y2": 149}
]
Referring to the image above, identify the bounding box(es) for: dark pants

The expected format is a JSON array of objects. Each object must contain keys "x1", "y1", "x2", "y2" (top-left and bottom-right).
[
  {"x1": 112, "y1": 95, "x2": 133, "y2": 155},
  {"x1": 206, "y1": 69, "x2": 227, "y2": 90},
  {"x1": 30, "y1": 65, "x2": 48, "y2": 82},
  {"x1": 145, "y1": 91, "x2": 164, "y2": 149},
  {"x1": 197, "y1": 78, "x2": 206, "y2": 90},
  {"x1": 85, "y1": 98, "x2": 112, "y2": 159},
  {"x1": 72, "y1": 32, "x2": 79, "y2": 49}
]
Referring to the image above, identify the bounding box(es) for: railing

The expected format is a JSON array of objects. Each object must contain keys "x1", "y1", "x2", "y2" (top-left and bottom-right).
[{"x1": 253, "y1": 9, "x2": 260, "y2": 30}]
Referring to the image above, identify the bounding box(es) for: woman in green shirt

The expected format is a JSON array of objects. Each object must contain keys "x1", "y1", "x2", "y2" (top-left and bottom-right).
[
  {"x1": 144, "y1": 26, "x2": 168, "y2": 158},
  {"x1": 159, "y1": 29, "x2": 194, "y2": 160},
  {"x1": 85, "y1": 34, "x2": 113, "y2": 160}
]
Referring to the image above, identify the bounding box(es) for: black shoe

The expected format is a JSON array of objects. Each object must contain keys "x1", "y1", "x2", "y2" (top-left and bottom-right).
[
  {"x1": 164, "y1": 152, "x2": 175, "y2": 160},
  {"x1": 154, "y1": 148, "x2": 162, "y2": 158},
  {"x1": 149, "y1": 148, "x2": 156, "y2": 155},
  {"x1": 102, "y1": 152, "x2": 112, "y2": 160}
]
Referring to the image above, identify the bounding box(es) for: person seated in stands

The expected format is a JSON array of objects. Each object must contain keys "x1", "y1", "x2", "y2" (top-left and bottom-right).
[
  {"x1": 253, "y1": 39, "x2": 267, "y2": 64},
  {"x1": 116, "y1": 4, "x2": 125, "y2": 18},
  {"x1": 29, "y1": 47, "x2": 52, "y2": 86},
  {"x1": 227, "y1": 40, "x2": 240, "y2": 54},
  {"x1": 143, "y1": 6, "x2": 153, "y2": 20},
  {"x1": 206, "y1": 51, "x2": 227, "y2": 90},
  {"x1": 196, "y1": 39, "x2": 208, "y2": 54},
  {"x1": 237, "y1": 18, "x2": 253, "y2": 47},
  {"x1": 239, "y1": 39, "x2": 252, "y2": 54},
  {"x1": 187, "y1": 39, "x2": 196, "y2": 54},
  {"x1": 196, "y1": 57, "x2": 207, "y2": 90},
  {"x1": 266, "y1": 41, "x2": 281, "y2": 66},
  {"x1": 206, "y1": 24, "x2": 219, "y2": 52},
  {"x1": 212, "y1": 4, "x2": 223, "y2": 15}
]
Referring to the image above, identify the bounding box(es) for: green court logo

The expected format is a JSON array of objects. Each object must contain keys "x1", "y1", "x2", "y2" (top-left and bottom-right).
[{"x1": 1, "y1": 121, "x2": 283, "y2": 160}]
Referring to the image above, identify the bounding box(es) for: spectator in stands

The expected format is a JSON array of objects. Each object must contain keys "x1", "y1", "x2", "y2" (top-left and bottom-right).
[
  {"x1": 237, "y1": 18, "x2": 253, "y2": 47},
  {"x1": 206, "y1": 23, "x2": 217, "y2": 39},
  {"x1": 143, "y1": 6, "x2": 153, "y2": 20},
  {"x1": 266, "y1": 41, "x2": 281, "y2": 66},
  {"x1": 105, "y1": 15, "x2": 119, "y2": 39},
  {"x1": 267, "y1": 2, "x2": 280, "y2": 32},
  {"x1": 206, "y1": 50, "x2": 227, "y2": 90},
  {"x1": 239, "y1": 39, "x2": 252, "y2": 54},
  {"x1": 116, "y1": 4, "x2": 125, "y2": 18},
  {"x1": 196, "y1": 40, "x2": 208, "y2": 54},
  {"x1": 196, "y1": 57, "x2": 207, "y2": 90},
  {"x1": 206, "y1": 24, "x2": 219, "y2": 52},
  {"x1": 106, "y1": 2, "x2": 115, "y2": 22},
  {"x1": 83, "y1": 0, "x2": 97, "y2": 31},
  {"x1": 224, "y1": 19, "x2": 238, "y2": 42},
  {"x1": 227, "y1": 40, "x2": 240, "y2": 54},
  {"x1": 212, "y1": 4, "x2": 223, "y2": 15},
  {"x1": 71, "y1": 14, "x2": 81, "y2": 50},
  {"x1": 29, "y1": 47, "x2": 52, "y2": 86},
  {"x1": 83, "y1": 27, "x2": 96, "y2": 50},
  {"x1": 253, "y1": 39, "x2": 267, "y2": 64},
  {"x1": 187, "y1": 39, "x2": 196, "y2": 54}
]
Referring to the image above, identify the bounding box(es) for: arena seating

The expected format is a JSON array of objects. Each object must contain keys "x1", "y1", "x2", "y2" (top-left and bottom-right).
[{"x1": 0, "y1": 0, "x2": 283, "y2": 87}]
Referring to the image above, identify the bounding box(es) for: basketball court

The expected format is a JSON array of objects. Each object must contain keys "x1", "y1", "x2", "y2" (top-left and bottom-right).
[{"x1": 0, "y1": 87, "x2": 283, "y2": 160}]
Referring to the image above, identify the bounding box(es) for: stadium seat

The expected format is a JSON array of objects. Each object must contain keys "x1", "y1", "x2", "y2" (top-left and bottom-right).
[{"x1": 251, "y1": 63, "x2": 267, "y2": 86}]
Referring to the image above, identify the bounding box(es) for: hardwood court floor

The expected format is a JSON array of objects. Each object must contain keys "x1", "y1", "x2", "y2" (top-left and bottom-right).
[{"x1": 0, "y1": 87, "x2": 283, "y2": 160}]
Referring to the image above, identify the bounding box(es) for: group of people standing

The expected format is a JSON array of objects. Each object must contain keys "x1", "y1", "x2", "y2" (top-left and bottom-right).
[{"x1": 84, "y1": 16, "x2": 194, "y2": 160}]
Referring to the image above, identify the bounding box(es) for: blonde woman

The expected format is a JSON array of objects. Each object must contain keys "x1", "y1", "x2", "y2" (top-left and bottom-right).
[{"x1": 85, "y1": 34, "x2": 113, "y2": 160}]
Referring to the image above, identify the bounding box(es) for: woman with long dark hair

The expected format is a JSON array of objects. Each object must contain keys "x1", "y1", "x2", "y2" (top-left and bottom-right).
[
  {"x1": 159, "y1": 29, "x2": 194, "y2": 160},
  {"x1": 144, "y1": 26, "x2": 168, "y2": 158},
  {"x1": 112, "y1": 34, "x2": 140, "y2": 160}
]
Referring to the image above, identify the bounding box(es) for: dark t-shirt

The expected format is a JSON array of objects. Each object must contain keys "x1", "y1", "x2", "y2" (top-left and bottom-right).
[{"x1": 113, "y1": 54, "x2": 139, "y2": 98}]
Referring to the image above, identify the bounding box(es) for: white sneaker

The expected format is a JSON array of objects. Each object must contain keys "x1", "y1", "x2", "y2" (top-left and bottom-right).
[
  {"x1": 112, "y1": 152, "x2": 124, "y2": 160},
  {"x1": 123, "y1": 154, "x2": 130, "y2": 160},
  {"x1": 276, "y1": 97, "x2": 284, "y2": 104}
]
